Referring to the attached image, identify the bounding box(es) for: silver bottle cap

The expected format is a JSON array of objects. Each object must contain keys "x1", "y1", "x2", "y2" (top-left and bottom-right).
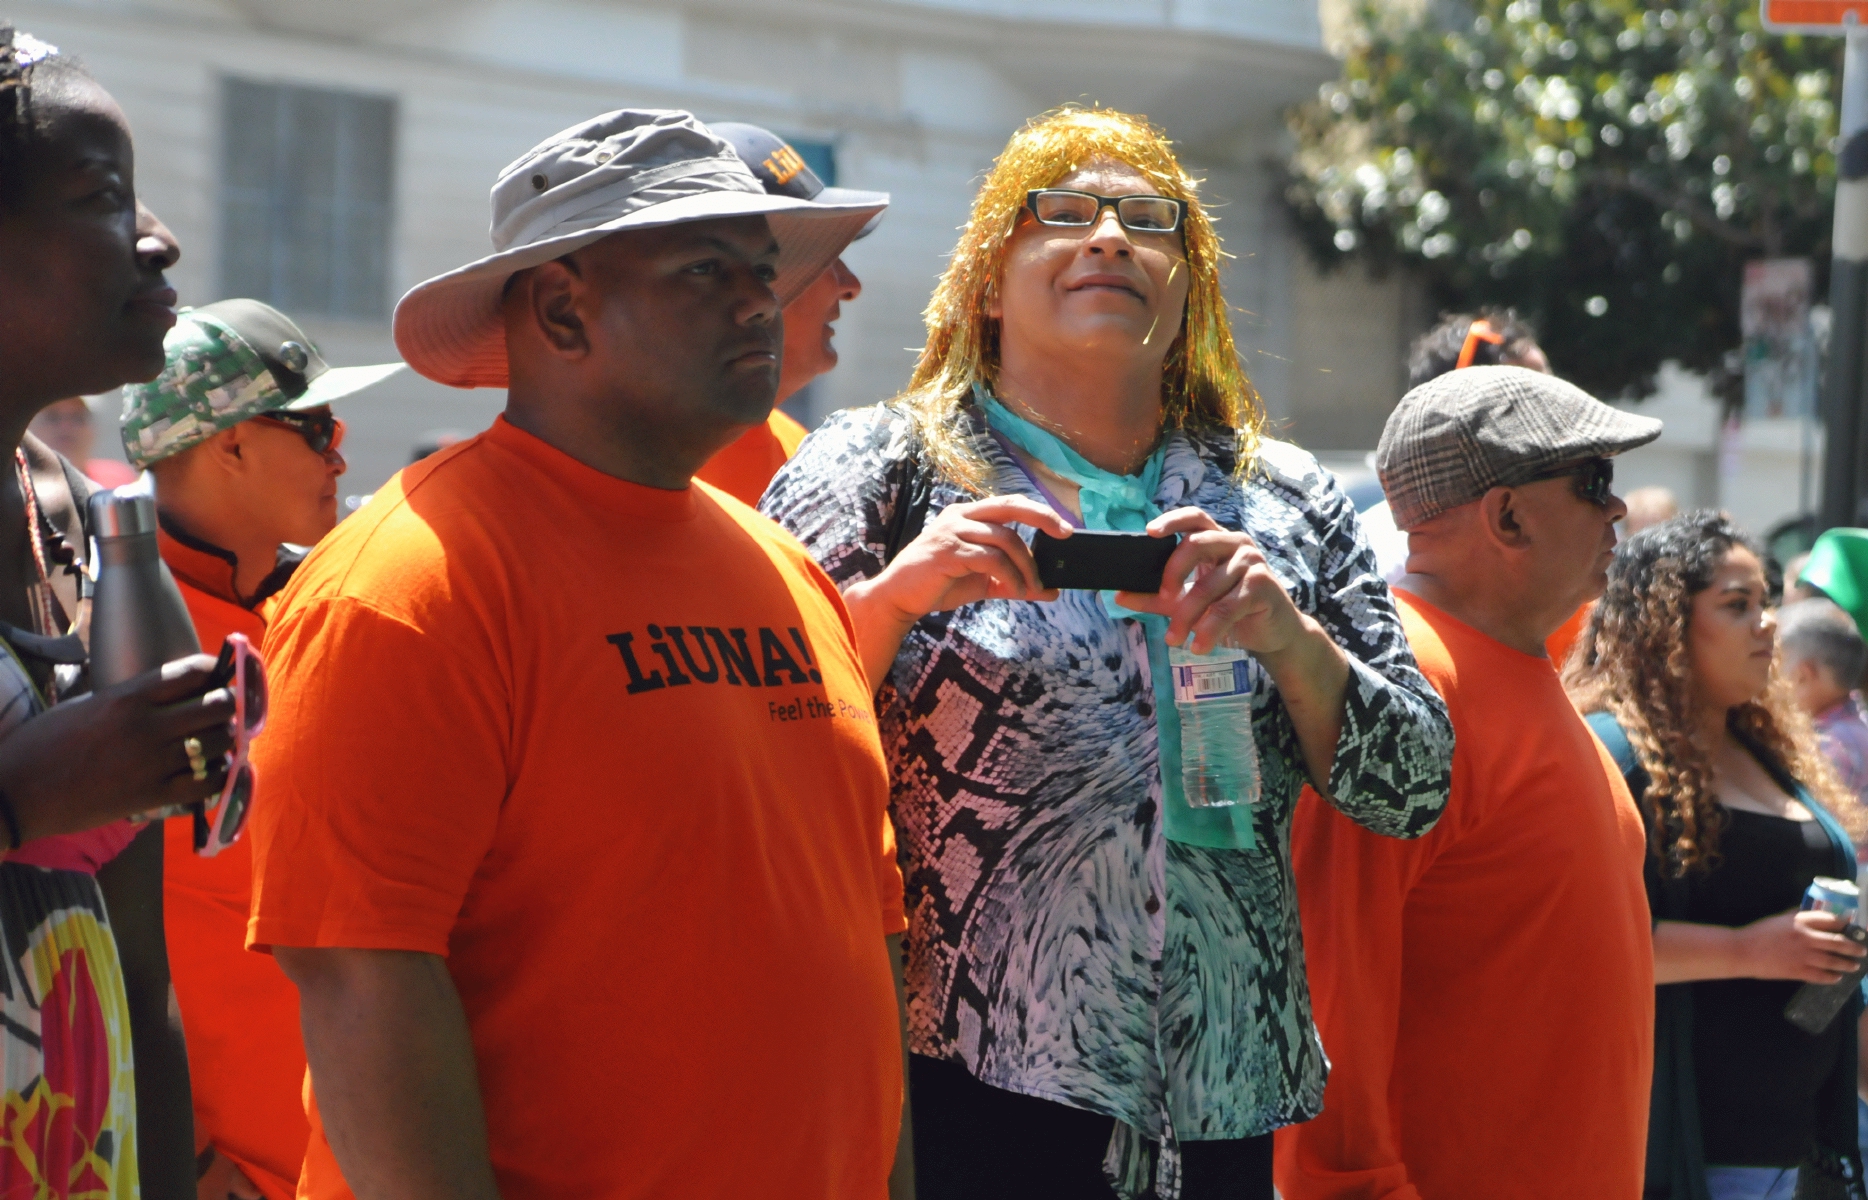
[{"x1": 87, "y1": 491, "x2": 158, "y2": 539}]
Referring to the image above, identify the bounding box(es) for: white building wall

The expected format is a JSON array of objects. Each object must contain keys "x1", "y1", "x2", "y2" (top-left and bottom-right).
[
  {"x1": 18, "y1": 0, "x2": 1350, "y2": 499},
  {"x1": 1612, "y1": 364, "x2": 1820, "y2": 545}
]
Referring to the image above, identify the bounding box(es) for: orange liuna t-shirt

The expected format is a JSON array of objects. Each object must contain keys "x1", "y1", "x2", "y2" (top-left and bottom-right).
[
  {"x1": 1275, "y1": 588, "x2": 1653, "y2": 1200},
  {"x1": 159, "y1": 528, "x2": 308, "y2": 1200},
  {"x1": 248, "y1": 416, "x2": 906, "y2": 1200},
  {"x1": 693, "y1": 409, "x2": 810, "y2": 507}
]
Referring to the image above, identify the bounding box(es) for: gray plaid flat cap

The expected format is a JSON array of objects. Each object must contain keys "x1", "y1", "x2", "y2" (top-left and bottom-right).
[{"x1": 1376, "y1": 366, "x2": 1663, "y2": 530}]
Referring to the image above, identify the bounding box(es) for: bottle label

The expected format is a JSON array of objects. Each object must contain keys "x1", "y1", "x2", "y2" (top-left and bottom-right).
[{"x1": 1171, "y1": 648, "x2": 1252, "y2": 703}]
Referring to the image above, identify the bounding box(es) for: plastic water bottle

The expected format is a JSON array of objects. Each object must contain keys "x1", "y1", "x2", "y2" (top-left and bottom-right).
[
  {"x1": 1168, "y1": 643, "x2": 1261, "y2": 809},
  {"x1": 88, "y1": 491, "x2": 201, "y2": 820}
]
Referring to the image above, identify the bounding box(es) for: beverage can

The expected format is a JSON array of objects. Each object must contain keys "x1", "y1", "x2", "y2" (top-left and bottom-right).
[{"x1": 1802, "y1": 877, "x2": 1860, "y2": 921}]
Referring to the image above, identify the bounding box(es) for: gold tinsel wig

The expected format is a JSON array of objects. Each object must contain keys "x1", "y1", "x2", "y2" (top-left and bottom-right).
[{"x1": 900, "y1": 105, "x2": 1264, "y2": 491}]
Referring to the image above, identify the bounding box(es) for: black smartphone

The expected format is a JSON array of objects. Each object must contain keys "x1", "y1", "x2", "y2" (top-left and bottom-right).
[{"x1": 1031, "y1": 529, "x2": 1178, "y2": 593}]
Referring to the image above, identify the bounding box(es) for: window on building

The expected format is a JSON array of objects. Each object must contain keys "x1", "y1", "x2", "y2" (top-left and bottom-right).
[{"x1": 220, "y1": 78, "x2": 397, "y2": 321}]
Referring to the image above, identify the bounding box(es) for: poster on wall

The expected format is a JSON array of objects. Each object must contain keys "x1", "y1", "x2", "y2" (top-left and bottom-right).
[{"x1": 1742, "y1": 257, "x2": 1818, "y2": 421}]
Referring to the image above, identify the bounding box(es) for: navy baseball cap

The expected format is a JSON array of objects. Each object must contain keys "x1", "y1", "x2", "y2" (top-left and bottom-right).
[{"x1": 710, "y1": 122, "x2": 888, "y2": 239}]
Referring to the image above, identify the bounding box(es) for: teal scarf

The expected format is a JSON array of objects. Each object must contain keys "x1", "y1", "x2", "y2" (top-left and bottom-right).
[{"x1": 980, "y1": 391, "x2": 1255, "y2": 852}]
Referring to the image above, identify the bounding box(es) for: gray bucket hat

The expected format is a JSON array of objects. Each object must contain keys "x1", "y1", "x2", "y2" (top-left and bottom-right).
[
  {"x1": 1377, "y1": 365, "x2": 1663, "y2": 530},
  {"x1": 392, "y1": 109, "x2": 886, "y2": 389}
]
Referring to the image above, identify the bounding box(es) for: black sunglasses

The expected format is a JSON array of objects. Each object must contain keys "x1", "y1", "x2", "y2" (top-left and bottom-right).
[
  {"x1": 255, "y1": 408, "x2": 344, "y2": 454},
  {"x1": 1517, "y1": 457, "x2": 1615, "y2": 507},
  {"x1": 1024, "y1": 189, "x2": 1186, "y2": 234}
]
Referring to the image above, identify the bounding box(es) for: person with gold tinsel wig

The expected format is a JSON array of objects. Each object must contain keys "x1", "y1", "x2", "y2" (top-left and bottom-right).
[{"x1": 763, "y1": 108, "x2": 1453, "y2": 1200}]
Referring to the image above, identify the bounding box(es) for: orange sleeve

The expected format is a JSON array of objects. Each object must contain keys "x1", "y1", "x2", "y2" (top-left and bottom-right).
[
  {"x1": 694, "y1": 421, "x2": 790, "y2": 508},
  {"x1": 878, "y1": 811, "x2": 907, "y2": 936},
  {"x1": 779, "y1": 530, "x2": 906, "y2": 937},
  {"x1": 1544, "y1": 601, "x2": 1594, "y2": 670},
  {"x1": 1274, "y1": 785, "x2": 1441, "y2": 1200},
  {"x1": 768, "y1": 410, "x2": 809, "y2": 459},
  {"x1": 247, "y1": 598, "x2": 509, "y2": 956}
]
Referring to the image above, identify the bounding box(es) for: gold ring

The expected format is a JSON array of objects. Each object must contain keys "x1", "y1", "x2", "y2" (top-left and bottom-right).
[{"x1": 183, "y1": 737, "x2": 208, "y2": 783}]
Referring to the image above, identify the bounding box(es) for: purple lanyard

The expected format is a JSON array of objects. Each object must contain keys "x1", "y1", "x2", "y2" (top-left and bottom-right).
[{"x1": 990, "y1": 429, "x2": 1080, "y2": 529}]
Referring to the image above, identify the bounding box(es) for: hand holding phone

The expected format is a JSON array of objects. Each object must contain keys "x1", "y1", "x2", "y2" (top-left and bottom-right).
[{"x1": 1110, "y1": 507, "x2": 1311, "y2": 659}]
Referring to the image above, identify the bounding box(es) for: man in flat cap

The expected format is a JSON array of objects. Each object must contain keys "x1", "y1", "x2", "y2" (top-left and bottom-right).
[
  {"x1": 1276, "y1": 366, "x2": 1663, "y2": 1198},
  {"x1": 246, "y1": 109, "x2": 908, "y2": 1200}
]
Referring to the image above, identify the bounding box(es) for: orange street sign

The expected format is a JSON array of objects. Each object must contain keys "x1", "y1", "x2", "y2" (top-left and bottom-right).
[{"x1": 1763, "y1": 0, "x2": 1868, "y2": 31}]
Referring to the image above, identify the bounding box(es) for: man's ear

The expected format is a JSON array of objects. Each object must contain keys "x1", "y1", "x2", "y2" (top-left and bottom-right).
[
  {"x1": 199, "y1": 424, "x2": 246, "y2": 476},
  {"x1": 520, "y1": 258, "x2": 589, "y2": 358},
  {"x1": 1478, "y1": 486, "x2": 1532, "y2": 551}
]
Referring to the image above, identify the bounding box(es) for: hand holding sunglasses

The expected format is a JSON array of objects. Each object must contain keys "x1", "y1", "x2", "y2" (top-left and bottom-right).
[{"x1": 193, "y1": 632, "x2": 267, "y2": 857}]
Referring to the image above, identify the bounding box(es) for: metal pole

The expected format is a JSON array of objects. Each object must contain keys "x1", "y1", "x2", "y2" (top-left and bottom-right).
[{"x1": 1822, "y1": 28, "x2": 1868, "y2": 529}]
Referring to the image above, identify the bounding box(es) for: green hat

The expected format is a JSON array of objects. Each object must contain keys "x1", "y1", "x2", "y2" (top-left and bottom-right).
[
  {"x1": 120, "y1": 299, "x2": 404, "y2": 468},
  {"x1": 1801, "y1": 528, "x2": 1868, "y2": 638}
]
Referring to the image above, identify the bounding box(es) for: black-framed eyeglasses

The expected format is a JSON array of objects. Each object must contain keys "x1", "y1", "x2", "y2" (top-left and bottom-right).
[
  {"x1": 255, "y1": 408, "x2": 344, "y2": 455},
  {"x1": 1518, "y1": 457, "x2": 1615, "y2": 507},
  {"x1": 1024, "y1": 189, "x2": 1186, "y2": 234}
]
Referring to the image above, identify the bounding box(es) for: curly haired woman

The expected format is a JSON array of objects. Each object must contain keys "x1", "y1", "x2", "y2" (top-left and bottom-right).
[
  {"x1": 762, "y1": 107, "x2": 1454, "y2": 1200},
  {"x1": 1568, "y1": 511, "x2": 1868, "y2": 1200}
]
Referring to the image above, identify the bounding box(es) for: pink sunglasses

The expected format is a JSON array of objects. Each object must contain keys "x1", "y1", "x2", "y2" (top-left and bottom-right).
[{"x1": 196, "y1": 632, "x2": 267, "y2": 857}]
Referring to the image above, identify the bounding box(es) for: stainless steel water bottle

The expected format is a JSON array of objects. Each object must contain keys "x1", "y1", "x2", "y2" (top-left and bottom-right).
[
  {"x1": 87, "y1": 490, "x2": 199, "y2": 690},
  {"x1": 88, "y1": 491, "x2": 202, "y2": 820}
]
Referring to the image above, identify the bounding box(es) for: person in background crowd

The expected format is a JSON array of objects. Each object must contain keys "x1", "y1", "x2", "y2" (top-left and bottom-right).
[
  {"x1": 1785, "y1": 552, "x2": 1822, "y2": 606},
  {"x1": 1623, "y1": 485, "x2": 1680, "y2": 537},
  {"x1": 1405, "y1": 306, "x2": 1549, "y2": 386},
  {"x1": 1570, "y1": 512, "x2": 1868, "y2": 1200},
  {"x1": 29, "y1": 395, "x2": 137, "y2": 486},
  {"x1": 694, "y1": 121, "x2": 887, "y2": 505},
  {"x1": 764, "y1": 106, "x2": 1454, "y2": 1200},
  {"x1": 247, "y1": 110, "x2": 904, "y2": 1200},
  {"x1": 1804, "y1": 531, "x2": 1868, "y2": 636},
  {"x1": 1276, "y1": 367, "x2": 1661, "y2": 1199},
  {"x1": 1779, "y1": 599, "x2": 1868, "y2": 812},
  {"x1": 1362, "y1": 311, "x2": 1551, "y2": 587},
  {"x1": 408, "y1": 429, "x2": 465, "y2": 464},
  {"x1": 0, "y1": 24, "x2": 241, "y2": 1198},
  {"x1": 118, "y1": 298, "x2": 403, "y2": 1200}
]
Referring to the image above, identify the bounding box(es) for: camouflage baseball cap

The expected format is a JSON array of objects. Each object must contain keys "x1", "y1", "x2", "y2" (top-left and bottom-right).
[{"x1": 120, "y1": 299, "x2": 405, "y2": 468}]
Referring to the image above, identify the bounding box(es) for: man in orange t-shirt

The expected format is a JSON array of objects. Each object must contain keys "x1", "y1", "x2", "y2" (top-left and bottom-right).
[
  {"x1": 248, "y1": 109, "x2": 900, "y2": 1200},
  {"x1": 1276, "y1": 367, "x2": 1664, "y2": 1198},
  {"x1": 695, "y1": 122, "x2": 886, "y2": 505},
  {"x1": 115, "y1": 298, "x2": 402, "y2": 1200}
]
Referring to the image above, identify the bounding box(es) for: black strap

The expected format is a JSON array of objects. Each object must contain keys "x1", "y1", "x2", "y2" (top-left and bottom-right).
[{"x1": 0, "y1": 621, "x2": 84, "y2": 665}]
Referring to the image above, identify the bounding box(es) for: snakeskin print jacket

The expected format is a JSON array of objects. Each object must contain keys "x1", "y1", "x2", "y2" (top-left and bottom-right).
[{"x1": 762, "y1": 404, "x2": 1454, "y2": 1143}]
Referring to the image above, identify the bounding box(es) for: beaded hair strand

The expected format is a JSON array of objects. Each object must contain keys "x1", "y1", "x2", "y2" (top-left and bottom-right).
[
  {"x1": 0, "y1": 25, "x2": 70, "y2": 210},
  {"x1": 0, "y1": 24, "x2": 60, "y2": 112}
]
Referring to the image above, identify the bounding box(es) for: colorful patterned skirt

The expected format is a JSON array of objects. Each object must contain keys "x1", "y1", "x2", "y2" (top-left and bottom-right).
[{"x1": 0, "y1": 862, "x2": 136, "y2": 1198}]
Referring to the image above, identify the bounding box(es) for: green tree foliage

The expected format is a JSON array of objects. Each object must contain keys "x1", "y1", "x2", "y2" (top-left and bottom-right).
[{"x1": 1287, "y1": 0, "x2": 1840, "y2": 399}]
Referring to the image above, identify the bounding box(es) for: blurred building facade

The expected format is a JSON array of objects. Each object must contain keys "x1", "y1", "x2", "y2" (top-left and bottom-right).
[{"x1": 19, "y1": 0, "x2": 1431, "y2": 494}]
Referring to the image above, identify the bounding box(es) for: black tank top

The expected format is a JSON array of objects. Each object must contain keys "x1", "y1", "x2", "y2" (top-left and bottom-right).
[{"x1": 1681, "y1": 807, "x2": 1844, "y2": 1167}]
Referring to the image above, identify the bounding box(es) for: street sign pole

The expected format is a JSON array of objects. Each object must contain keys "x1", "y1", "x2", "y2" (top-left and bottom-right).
[
  {"x1": 1766, "y1": 2, "x2": 1868, "y2": 527},
  {"x1": 1823, "y1": 29, "x2": 1868, "y2": 527}
]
